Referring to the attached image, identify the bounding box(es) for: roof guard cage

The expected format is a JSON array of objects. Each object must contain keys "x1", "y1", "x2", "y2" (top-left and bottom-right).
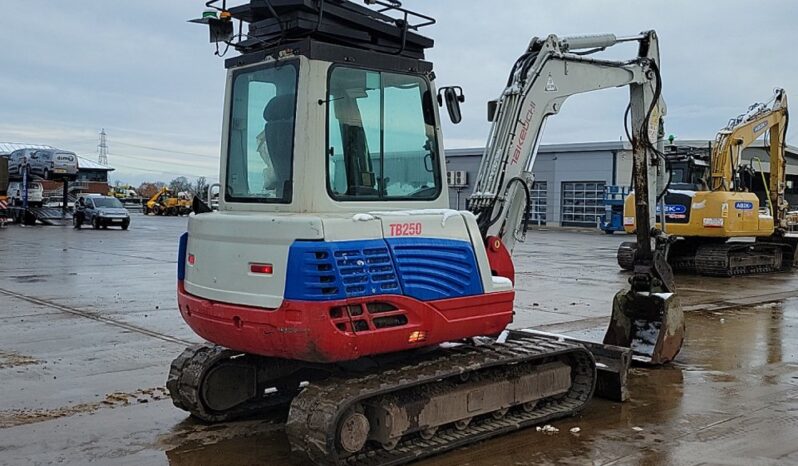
[
  {"x1": 363, "y1": 0, "x2": 436, "y2": 30},
  {"x1": 200, "y1": 0, "x2": 436, "y2": 59}
]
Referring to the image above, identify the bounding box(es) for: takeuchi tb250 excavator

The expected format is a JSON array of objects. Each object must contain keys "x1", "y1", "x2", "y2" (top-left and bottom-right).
[
  {"x1": 620, "y1": 89, "x2": 795, "y2": 276},
  {"x1": 170, "y1": 2, "x2": 684, "y2": 464}
]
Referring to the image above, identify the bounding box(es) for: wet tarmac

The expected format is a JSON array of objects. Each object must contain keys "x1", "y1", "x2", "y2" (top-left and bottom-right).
[{"x1": 1, "y1": 216, "x2": 797, "y2": 465}]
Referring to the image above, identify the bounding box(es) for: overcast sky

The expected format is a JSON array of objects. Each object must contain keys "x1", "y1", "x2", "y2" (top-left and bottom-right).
[{"x1": 3, "y1": 1, "x2": 797, "y2": 186}]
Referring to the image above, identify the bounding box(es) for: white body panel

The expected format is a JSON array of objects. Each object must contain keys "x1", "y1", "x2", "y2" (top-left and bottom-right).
[
  {"x1": 186, "y1": 209, "x2": 507, "y2": 309},
  {"x1": 185, "y1": 212, "x2": 324, "y2": 309}
]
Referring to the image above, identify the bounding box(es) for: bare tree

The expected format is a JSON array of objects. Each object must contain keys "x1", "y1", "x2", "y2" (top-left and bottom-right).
[
  {"x1": 138, "y1": 181, "x2": 166, "y2": 199},
  {"x1": 169, "y1": 176, "x2": 192, "y2": 194},
  {"x1": 194, "y1": 176, "x2": 209, "y2": 201}
]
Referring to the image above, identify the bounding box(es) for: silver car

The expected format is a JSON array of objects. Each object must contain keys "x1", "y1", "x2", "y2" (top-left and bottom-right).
[{"x1": 8, "y1": 148, "x2": 78, "y2": 180}]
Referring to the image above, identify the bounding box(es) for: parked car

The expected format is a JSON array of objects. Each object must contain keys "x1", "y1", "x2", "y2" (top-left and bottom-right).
[
  {"x1": 8, "y1": 181, "x2": 44, "y2": 207},
  {"x1": 74, "y1": 195, "x2": 130, "y2": 230},
  {"x1": 7, "y1": 148, "x2": 78, "y2": 180}
]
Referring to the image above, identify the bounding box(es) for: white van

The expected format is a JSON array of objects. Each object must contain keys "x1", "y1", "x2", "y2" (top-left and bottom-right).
[{"x1": 8, "y1": 181, "x2": 44, "y2": 207}]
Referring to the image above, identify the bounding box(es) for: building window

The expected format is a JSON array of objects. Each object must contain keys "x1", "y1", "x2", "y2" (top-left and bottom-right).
[
  {"x1": 529, "y1": 181, "x2": 547, "y2": 225},
  {"x1": 561, "y1": 181, "x2": 605, "y2": 227}
]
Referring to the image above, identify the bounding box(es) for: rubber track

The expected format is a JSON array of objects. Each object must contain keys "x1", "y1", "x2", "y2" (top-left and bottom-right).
[
  {"x1": 167, "y1": 344, "x2": 296, "y2": 422},
  {"x1": 695, "y1": 242, "x2": 789, "y2": 277},
  {"x1": 286, "y1": 336, "x2": 595, "y2": 466}
]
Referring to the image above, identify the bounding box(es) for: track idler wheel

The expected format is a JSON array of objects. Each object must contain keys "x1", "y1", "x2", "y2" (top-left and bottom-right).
[
  {"x1": 604, "y1": 250, "x2": 685, "y2": 365},
  {"x1": 167, "y1": 344, "x2": 302, "y2": 423},
  {"x1": 617, "y1": 241, "x2": 637, "y2": 271}
]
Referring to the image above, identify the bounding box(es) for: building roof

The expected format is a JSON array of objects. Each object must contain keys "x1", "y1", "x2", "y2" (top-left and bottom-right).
[
  {"x1": 76, "y1": 156, "x2": 114, "y2": 171},
  {"x1": 445, "y1": 141, "x2": 632, "y2": 158},
  {"x1": 0, "y1": 142, "x2": 54, "y2": 155},
  {"x1": 445, "y1": 140, "x2": 798, "y2": 158},
  {"x1": 0, "y1": 142, "x2": 113, "y2": 171}
]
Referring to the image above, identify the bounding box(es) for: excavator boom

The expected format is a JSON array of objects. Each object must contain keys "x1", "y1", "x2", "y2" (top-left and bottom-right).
[
  {"x1": 711, "y1": 89, "x2": 789, "y2": 228},
  {"x1": 468, "y1": 30, "x2": 682, "y2": 363}
]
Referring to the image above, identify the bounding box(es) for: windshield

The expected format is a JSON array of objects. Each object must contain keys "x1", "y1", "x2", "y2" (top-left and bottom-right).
[
  {"x1": 326, "y1": 66, "x2": 440, "y2": 201},
  {"x1": 226, "y1": 61, "x2": 298, "y2": 203},
  {"x1": 92, "y1": 197, "x2": 124, "y2": 208},
  {"x1": 670, "y1": 161, "x2": 709, "y2": 190}
]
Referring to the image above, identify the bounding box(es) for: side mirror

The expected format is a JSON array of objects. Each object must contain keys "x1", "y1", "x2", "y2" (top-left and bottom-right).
[{"x1": 437, "y1": 86, "x2": 465, "y2": 124}]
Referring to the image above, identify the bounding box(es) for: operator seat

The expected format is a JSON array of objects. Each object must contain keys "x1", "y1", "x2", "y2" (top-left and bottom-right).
[{"x1": 263, "y1": 94, "x2": 296, "y2": 198}]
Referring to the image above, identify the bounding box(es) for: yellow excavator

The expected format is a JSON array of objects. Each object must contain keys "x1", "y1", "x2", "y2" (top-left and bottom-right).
[
  {"x1": 143, "y1": 187, "x2": 192, "y2": 216},
  {"x1": 620, "y1": 88, "x2": 794, "y2": 276}
]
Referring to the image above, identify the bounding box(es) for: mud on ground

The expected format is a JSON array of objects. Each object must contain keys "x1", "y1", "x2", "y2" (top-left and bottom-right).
[{"x1": 1, "y1": 217, "x2": 796, "y2": 465}]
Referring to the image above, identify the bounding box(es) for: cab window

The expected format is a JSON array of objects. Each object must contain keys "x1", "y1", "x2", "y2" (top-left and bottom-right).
[
  {"x1": 326, "y1": 66, "x2": 440, "y2": 201},
  {"x1": 226, "y1": 61, "x2": 299, "y2": 204}
]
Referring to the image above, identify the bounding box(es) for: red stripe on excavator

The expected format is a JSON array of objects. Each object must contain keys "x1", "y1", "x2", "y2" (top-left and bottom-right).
[{"x1": 177, "y1": 281, "x2": 514, "y2": 363}]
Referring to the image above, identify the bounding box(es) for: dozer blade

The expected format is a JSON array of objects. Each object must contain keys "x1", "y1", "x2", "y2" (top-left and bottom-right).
[{"x1": 604, "y1": 251, "x2": 685, "y2": 365}]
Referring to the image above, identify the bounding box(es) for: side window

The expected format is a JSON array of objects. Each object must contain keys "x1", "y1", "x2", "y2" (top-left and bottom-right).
[{"x1": 226, "y1": 62, "x2": 298, "y2": 203}]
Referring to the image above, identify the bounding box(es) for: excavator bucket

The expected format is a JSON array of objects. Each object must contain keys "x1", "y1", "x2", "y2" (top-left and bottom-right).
[
  {"x1": 605, "y1": 288, "x2": 684, "y2": 365},
  {"x1": 604, "y1": 251, "x2": 685, "y2": 365}
]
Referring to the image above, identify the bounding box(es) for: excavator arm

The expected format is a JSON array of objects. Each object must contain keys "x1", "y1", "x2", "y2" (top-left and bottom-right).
[
  {"x1": 469, "y1": 32, "x2": 666, "y2": 251},
  {"x1": 711, "y1": 89, "x2": 789, "y2": 230},
  {"x1": 468, "y1": 31, "x2": 683, "y2": 364}
]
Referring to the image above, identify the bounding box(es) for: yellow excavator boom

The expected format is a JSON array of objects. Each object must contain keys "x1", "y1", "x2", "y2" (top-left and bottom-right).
[{"x1": 711, "y1": 89, "x2": 789, "y2": 230}]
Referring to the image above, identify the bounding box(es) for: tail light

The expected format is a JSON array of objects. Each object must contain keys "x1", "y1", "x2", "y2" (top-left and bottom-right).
[{"x1": 250, "y1": 263, "x2": 274, "y2": 275}]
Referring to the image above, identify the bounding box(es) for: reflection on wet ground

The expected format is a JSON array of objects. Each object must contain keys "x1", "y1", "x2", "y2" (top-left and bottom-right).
[
  {"x1": 2, "y1": 223, "x2": 797, "y2": 465},
  {"x1": 162, "y1": 301, "x2": 798, "y2": 466}
]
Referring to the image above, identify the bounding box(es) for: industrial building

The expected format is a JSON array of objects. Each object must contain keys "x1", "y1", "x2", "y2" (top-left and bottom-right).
[{"x1": 446, "y1": 140, "x2": 798, "y2": 227}]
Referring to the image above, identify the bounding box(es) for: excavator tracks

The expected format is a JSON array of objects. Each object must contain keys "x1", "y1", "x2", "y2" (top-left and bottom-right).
[
  {"x1": 694, "y1": 242, "x2": 792, "y2": 277},
  {"x1": 167, "y1": 344, "x2": 305, "y2": 423},
  {"x1": 618, "y1": 241, "x2": 696, "y2": 273},
  {"x1": 617, "y1": 240, "x2": 795, "y2": 276},
  {"x1": 286, "y1": 336, "x2": 595, "y2": 466}
]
